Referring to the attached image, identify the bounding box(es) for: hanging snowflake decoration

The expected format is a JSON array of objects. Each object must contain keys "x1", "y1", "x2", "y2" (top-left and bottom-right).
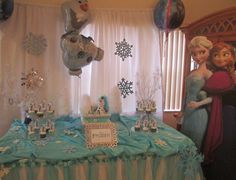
[
  {"x1": 117, "y1": 78, "x2": 134, "y2": 98},
  {"x1": 22, "y1": 32, "x2": 47, "y2": 56},
  {"x1": 114, "y1": 38, "x2": 133, "y2": 61}
]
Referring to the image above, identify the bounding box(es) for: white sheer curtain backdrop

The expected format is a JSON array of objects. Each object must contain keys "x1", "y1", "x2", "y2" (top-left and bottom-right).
[
  {"x1": 0, "y1": 3, "x2": 163, "y2": 136},
  {"x1": 80, "y1": 9, "x2": 163, "y2": 116},
  {"x1": 0, "y1": 3, "x2": 70, "y2": 136}
]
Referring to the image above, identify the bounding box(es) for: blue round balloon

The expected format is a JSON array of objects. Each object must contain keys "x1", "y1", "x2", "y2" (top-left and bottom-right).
[
  {"x1": 0, "y1": 0, "x2": 14, "y2": 22},
  {"x1": 153, "y1": 0, "x2": 185, "y2": 30}
]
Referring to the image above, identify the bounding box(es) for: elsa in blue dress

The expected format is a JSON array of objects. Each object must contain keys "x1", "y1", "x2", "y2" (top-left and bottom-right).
[{"x1": 176, "y1": 36, "x2": 213, "y2": 150}]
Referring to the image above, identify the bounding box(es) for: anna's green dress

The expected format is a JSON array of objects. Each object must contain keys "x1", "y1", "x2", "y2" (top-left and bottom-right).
[{"x1": 181, "y1": 75, "x2": 208, "y2": 150}]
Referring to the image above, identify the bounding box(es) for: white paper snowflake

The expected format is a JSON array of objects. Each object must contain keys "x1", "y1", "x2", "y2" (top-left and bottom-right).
[
  {"x1": 34, "y1": 140, "x2": 48, "y2": 147},
  {"x1": 155, "y1": 138, "x2": 167, "y2": 147},
  {"x1": 23, "y1": 32, "x2": 47, "y2": 56},
  {"x1": 63, "y1": 146, "x2": 77, "y2": 154},
  {"x1": 114, "y1": 38, "x2": 133, "y2": 61},
  {"x1": 117, "y1": 78, "x2": 134, "y2": 98},
  {"x1": 13, "y1": 139, "x2": 20, "y2": 144}
]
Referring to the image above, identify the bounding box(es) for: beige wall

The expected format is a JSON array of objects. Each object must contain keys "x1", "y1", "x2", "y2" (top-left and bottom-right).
[
  {"x1": 17, "y1": 0, "x2": 236, "y2": 25},
  {"x1": 183, "y1": 0, "x2": 236, "y2": 25}
]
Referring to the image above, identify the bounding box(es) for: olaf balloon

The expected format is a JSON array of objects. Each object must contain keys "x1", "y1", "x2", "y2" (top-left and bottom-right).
[
  {"x1": 61, "y1": 0, "x2": 90, "y2": 33},
  {"x1": 61, "y1": 0, "x2": 104, "y2": 76},
  {"x1": 61, "y1": 31, "x2": 104, "y2": 76}
]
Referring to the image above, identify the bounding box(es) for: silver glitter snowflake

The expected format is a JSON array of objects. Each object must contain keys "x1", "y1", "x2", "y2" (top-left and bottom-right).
[
  {"x1": 21, "y1": 68, "x2": 44, "y2": 90},
  {"x1": 114, "y1": 38, "x2": 133, "y2": 61},
  {"x1": 117, "y1": 78, "x2": 134, "y2": 98},
  {"x1": 23, "y1": 32, "x2": 47, "y2": 56}
]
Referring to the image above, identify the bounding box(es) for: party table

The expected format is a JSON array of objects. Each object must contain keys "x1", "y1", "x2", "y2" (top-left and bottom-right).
[{"x1": 0, "y1": 114, "x2": 203, "y2": 180}]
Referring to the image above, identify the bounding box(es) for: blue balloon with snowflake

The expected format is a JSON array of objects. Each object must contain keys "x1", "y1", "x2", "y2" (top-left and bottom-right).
[
  {"x1": 117, "y1": 78, "x2": 134, "y2": 98},
  {"x1": 115, "y1": 38, "x2": 133, "y2": 61}
]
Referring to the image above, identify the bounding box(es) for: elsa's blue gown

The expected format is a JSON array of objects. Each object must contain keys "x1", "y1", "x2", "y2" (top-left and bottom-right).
[{"x1": 181, "y1": 75, "x2": 208, "y2": 150}]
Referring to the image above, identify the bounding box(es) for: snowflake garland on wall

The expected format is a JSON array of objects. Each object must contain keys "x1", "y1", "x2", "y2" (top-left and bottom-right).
[
  {"x1": 22, "y1": 32, "x2": 47, "y2": 56},
  {"x1": 117, "y1": 78, "x2": 134, "y2": 98},
  {"x1": 114, "y1": 38, "x2": 133, "y2": 61}
]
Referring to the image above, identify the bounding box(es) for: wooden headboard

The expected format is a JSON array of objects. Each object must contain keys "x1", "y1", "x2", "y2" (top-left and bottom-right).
[{"x1": 181, "y1": 7, "x2": 236, "y2": 74}]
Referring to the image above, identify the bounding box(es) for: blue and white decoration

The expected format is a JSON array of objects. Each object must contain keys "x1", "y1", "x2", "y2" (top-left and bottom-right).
[
  {"x1": 114, "y1": 38, "x2": 133, "y2": 61},
  {"x1": 117, "y1": 78, "x2": 134, "y2": 98}
]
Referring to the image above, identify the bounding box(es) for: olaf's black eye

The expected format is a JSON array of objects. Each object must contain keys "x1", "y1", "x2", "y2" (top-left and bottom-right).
[
  {"x1": 77, "y1": 51, "x2": 85, "y2": 58},
  {"x1": 87, "y1": 57, "x2": 93, "y2": 63},
  {"x1": 70, "y1": 37, "x2": 77, "y2": 43}
]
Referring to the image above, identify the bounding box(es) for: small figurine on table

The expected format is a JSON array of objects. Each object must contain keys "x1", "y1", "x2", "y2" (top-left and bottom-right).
[
  {"x1": 95, "y1": 96, "x2": 109, "y2": 114},
  {"x1": 40, "y1": 126, "x2": 46, "y2": 138}
]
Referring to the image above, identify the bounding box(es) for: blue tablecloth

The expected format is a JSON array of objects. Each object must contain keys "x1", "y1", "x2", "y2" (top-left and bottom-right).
[{"x1": 0, "y1": 114, "x2": 203, "y2": 180}]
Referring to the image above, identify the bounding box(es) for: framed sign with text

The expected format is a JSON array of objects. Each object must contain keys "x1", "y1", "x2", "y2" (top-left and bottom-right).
[{"x1": 84, "y1": 122, "x2": 118, "y2": 149}]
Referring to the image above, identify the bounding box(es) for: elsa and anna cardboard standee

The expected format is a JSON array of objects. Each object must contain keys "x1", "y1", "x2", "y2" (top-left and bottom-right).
[{"x1": 61, "y1": 0, "x2": 104, "y2": 77}]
